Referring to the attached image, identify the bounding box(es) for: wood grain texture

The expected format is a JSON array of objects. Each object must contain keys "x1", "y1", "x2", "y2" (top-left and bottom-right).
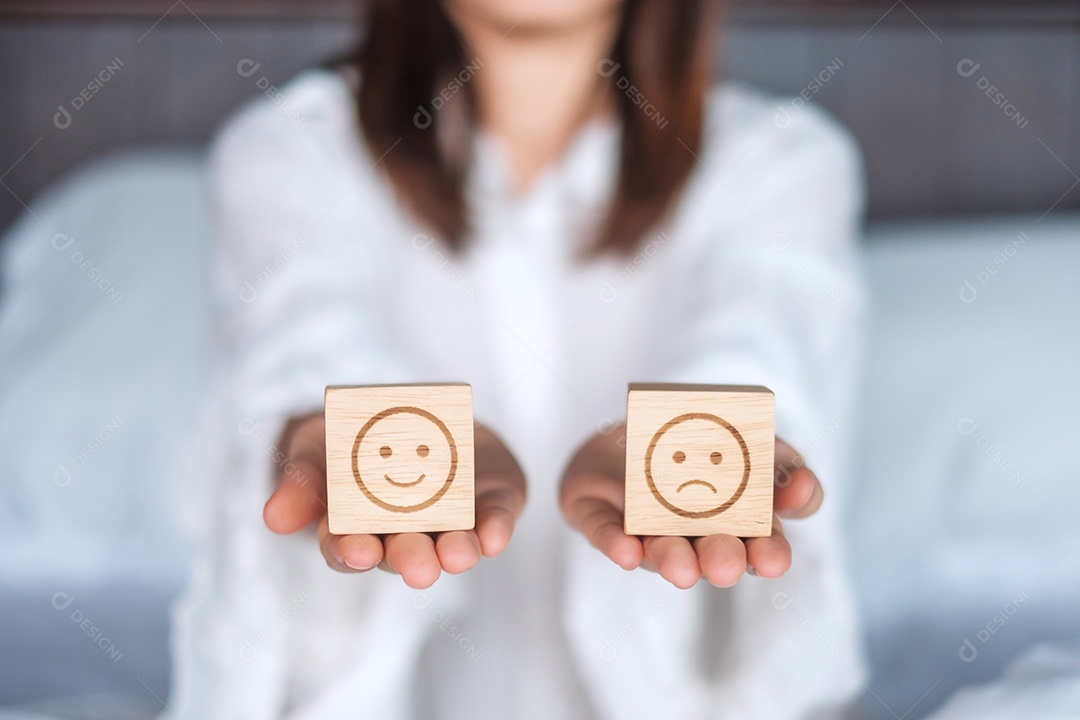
[
  {"x1": 624, "y1": 383, "x2": 775, "y2": 537},
  {"x1": 325, "y1": 384, "x2": 474, "y2": 534}
]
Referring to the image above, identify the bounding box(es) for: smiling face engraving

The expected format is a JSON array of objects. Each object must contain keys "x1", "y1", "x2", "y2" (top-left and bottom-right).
[
  {"x1": 643, "y1": 412, "x2": 751, "y2": 519},
  {"x1": 351, "y1": 406, "x2": 458, "y2": 513}
]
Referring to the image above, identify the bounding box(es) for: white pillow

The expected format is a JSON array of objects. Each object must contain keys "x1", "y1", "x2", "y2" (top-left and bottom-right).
[
  {"x1": 850, "y1": 213, "x2": 1080, "y2": 718},
  {"x1": 0, "y1": 149, "x2": 208, "y2": 584}
]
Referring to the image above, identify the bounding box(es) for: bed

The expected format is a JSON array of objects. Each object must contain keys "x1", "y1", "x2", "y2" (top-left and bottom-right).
[{"x1": 1, "y1": 2, "x2": 1078, "y2": 719}]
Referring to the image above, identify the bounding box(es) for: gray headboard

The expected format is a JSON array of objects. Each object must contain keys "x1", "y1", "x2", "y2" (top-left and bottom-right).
[{"x1": 1, "y1": 0, "x2": 1077, "y2": 233}]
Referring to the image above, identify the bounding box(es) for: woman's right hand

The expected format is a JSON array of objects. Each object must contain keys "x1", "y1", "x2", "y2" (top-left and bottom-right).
[{"x1": 263, "y1": 412, "x2": 526, "y2": 589}]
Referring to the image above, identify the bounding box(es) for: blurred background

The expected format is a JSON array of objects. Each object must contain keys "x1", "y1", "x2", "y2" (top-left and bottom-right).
[{"x1": 0, "y1": 1, "x2": 1078, "y2": 719}]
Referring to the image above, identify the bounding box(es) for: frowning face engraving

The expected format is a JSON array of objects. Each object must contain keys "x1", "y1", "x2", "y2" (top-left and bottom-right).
[
  {"x1": 643, "y1": 412, "x2": 751, "y2": 519},
  {"x1": 351, "y1": 406, "x2": 458, "y2": 513}
]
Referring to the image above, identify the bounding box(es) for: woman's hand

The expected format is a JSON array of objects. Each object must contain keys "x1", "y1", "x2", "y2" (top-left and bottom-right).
[
  {"x1": 263, "y1": 412, "x2": 526, "y2": 589},
  {"x1": 558, "y1": 424, "x2": 823, "y2": 589}
]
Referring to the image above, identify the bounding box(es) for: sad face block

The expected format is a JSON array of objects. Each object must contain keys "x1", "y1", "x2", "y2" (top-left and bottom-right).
[
  {"x1": 624, "y1": 384, "x2": 775, "y2": 537},
  {"x1": 325, "y1": 384, "x2": 474, "y2": 535}
]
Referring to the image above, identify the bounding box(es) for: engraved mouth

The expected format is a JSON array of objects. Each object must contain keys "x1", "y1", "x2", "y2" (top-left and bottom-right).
[
  {"x1": 384, "y1": 473, "x2": 426, "y2": 488},
  {"x1": 676, "y1": 479, "x2": 717, "y2": 493}
]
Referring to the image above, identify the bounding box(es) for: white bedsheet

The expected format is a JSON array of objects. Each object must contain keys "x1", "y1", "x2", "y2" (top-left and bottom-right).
[
  {"x1": 0, "y1": 150, "x2": 207, "y2": 719},
  {"x1": 849, "y1": 215, "x2": 1080, "y2": 719},
  {"x1": 1, "y1": 150, "x2": 1078, "y2": 719},
  {"x1": 924, "y1": 644, "x2": 1080, "y2": 720}
]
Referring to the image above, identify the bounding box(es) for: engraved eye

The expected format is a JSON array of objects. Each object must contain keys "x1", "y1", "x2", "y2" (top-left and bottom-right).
[
  {"x1": 379, "y1": 445, "x2": 392, "y2": 458},
  {"x1": 710, "y1": 451, "x2": 722, "y2": 464},
  {"x1": 416, "y1": 444, "x2": 429, "y2": 457},
  {"x1": 672, "y1": 450, "x2": 686, "y2": 464}
]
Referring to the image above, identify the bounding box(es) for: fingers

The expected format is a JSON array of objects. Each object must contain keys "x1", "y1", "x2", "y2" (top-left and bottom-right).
[
  {"x1": 560, "y1": 453, "x2": 642, "y2": 571},
  {"x1": 558, "y1": 427, "x2": 627, "y2": 507},
  {"x1": 773, "y1": 466, "x2": 821, "y2": 518},
  {"x1": 647, "y1": 522, "x2": 788, "y2": 589},
  {"x1": 576, "y1": 498, "x2": 643, "y2": 570},
  {"x1": 381, "y1": 530, "x2": 484, "y2": 584},
  {"x1": 317, "y1": 513, "x2": 478, "y2": 582},
  {"x1": 783, "y1": 477, "x2": 823, "y2": 519},
  {"x1": 558, "y1": 429, "x2": 634, "y2": 570},
  {"x1": 774, "y1": 466, "x2": 824, "y2": 518},
  {"x1": 264, "y1": 457, "x2": 327, "y2": 534},
  {"x1": 773, "y1": 437, "x2": 825, "y2": 519},
  {"x1": 474, "y1": 483, "x2": 525, "y2": 558},
  {"x1": 744, "y1": 515, "x2": 791, "y2": 578},
  {"x1": 435, "y1": 531, "x2": 482, "y2": 574},
  {"x1": 264, "y1": 413, "x2": 327, "y2": 534},
  {"x1": 693, "y1": 534, "x2": 747, "y2": 588},
  {"x1": 639, "y1": 527, "x2": 788, "y2": 589},
  {"x1": 641, "y1": 536, "x2": 700, "y2": 589},
  {"x1": 474, "y1": 495, "x2": 516, "y2": 558},
  {"x1": 317, "y1": 516, "x2": 383, "y2": 573},
  {"x1": 382, "y1": 533, "x2": 442, "y2": 589},
  {"x1": 473, "y1": 423, "x2": 527, "y2": 558}
]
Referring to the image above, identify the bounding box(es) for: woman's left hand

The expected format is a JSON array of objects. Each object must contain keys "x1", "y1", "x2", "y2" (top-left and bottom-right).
[{"x1": 558, "y1": 425, "x2": 823, "y2": 589}]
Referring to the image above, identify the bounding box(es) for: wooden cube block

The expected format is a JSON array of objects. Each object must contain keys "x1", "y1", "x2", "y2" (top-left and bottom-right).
[
  {"x1": 325, "y1": 384, "x2": 474, "y2": 535},
  {"x1": 624, "y1": 383, "x2": 775, "y2": 537}
]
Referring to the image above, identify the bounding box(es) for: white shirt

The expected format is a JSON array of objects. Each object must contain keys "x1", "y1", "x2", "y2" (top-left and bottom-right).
[{"x1": 166, "y1": 68, "x2": 867, "y2": 720}]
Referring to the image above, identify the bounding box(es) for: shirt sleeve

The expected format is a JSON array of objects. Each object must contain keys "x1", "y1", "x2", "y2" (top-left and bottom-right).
[
  {"x1": 666, "y1": 91, "x2": 869, "y2": 717},
  {"x1": 165, "y1": 72, "x2": 426, "y2": 719},
  {"x1": 210, "y1": 73, "x2": 417, "y2": 426}
]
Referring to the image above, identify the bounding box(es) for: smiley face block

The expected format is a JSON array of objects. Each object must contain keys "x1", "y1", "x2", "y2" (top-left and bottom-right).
[
  {"x1": 325, "y1": 384, "x2": 474, "y2": 535},
  {"x1": 624, "y1": 383, "x2": 774, "y2": 537}
]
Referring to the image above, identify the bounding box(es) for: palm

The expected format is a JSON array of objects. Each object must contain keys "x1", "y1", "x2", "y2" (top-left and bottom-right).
[
  {"x1": 264, "y1": 414, "x2": 526, "y2": 589},
  {"x1": 558, "y1": 425, "x2": 823, "y2": 589}
]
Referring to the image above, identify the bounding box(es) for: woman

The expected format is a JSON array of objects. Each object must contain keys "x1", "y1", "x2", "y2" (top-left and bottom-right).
[{"x1": 167, "y1": 0, "x2": 866, "y2": 717}]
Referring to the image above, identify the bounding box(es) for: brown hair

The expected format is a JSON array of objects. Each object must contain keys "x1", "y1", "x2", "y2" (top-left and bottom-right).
[{"x1": 348, "y1": 0, "x2": 713, "y2": 256}]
